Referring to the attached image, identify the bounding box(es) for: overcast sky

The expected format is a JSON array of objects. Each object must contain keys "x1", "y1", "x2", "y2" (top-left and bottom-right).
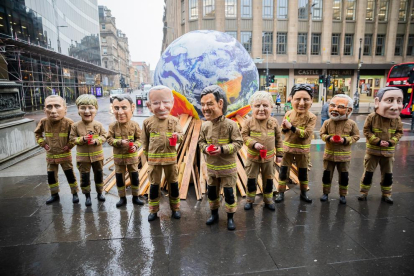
[{"x1": 97, "y1": 0, "x2": 165, "y2": 70}]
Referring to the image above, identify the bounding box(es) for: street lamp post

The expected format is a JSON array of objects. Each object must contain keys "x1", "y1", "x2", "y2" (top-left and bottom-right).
[
  {"x1": 57, "y1": 25, "x2": 68, "y2": 53},
  {"x1": 355, "y1": 38, "x2": 363, "y2": 108}
]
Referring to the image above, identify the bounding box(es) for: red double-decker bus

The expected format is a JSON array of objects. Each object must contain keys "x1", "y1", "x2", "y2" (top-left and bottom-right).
[{"x1": 386, "y1": 62, "x2": 414, "y2": 116}]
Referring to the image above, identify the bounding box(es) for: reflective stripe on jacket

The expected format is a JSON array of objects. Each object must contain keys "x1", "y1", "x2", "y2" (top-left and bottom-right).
[
  {"x1": 34, "y1": 117, "x2": 74, "y2": 164},
  {"x1": 142, "y1": 115, "x2": 183, "y2": 165},
  {"x1": 241, "y1": 117, "x2": 283, "y2": 163},
  {"x1": 363, "y1": 112, "x2": 403, "y2": 157},
  {"x1": 320, "y1": 118, "x2": 360, "y2": 162},
  {"x1": 70, "y1": 120, "x2": 107, "y2": 163},
  {"x1": 198, "y1": 116, "x2": 243, "y2": 177}
]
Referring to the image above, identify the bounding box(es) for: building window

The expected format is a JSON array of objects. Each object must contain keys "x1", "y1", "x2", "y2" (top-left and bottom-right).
[
  {"x1": 395, "y1": 34, "x2": 404, "y2": 56},
  {"x1": 262, "y1": 0, "x2": 273, "y2": 19},
  {"x1": 378, "y1": 0, "x2": 389, "y2": 21},
  {"x1": 331, "y1": 34, "x2": 340, "y2": 55},
  {"x1": 225, "y1": 0, "x2": 237, "y2": 18},
  {"x1": 344, "y1": 34, "x2": 353, "y2": 55},
  {"x1": 277, "y1": 0, "x2": 288, "y2": 19},
  {"x1": 346, "y1": 0, "x2": 356, "y2": 20},
  {"x1": 363, "y1": 34, "x2": 372, "y2": 56},
  {"x1": 298, "y1": 0, "x2": 308, "y2": 20},
  {"x1": 297, "y1": 33, "x2": 307, "y2": 55},
  {"x1": 181, "y1": 0, "x2": 185, "y2": 23},
  {"x1": 101, "y1": 37, "x2": 106, "y2": 43},
  {"x1": 312, "y1": 0, "x2": 323, "y2": 20},
  {"x1": 376, "y1": 34, "x2": 386, "y2": 56},
  {"x1": 101, "y1": 24, "x2": 105, "y2": 29},
  {"x1": 102, "y1": 47, "x2": 107, "y2": 55},
  {"x1": 189, "y1": 0, "x2": 198, "y2": 20},
  {"x1": 399, "y1": 0, "x2": 407, "y2": 22},
  {"x1": 411, "y1": 6, "x2": 414, "y2": 22},
  {"x1": 311, "y1": 33, "x2": 321, "y2": 55},
  {"x1": 203, "y1": 0, "x2": 215, "y2": 18},
  {"x1": 277, "y1": 33, "x2": 287, "y2": 54},
  {"x1": 226, "y1": 31, "x2": 237, "y2": 40},
  {"x1": 366, "y1": 0, "x2": 375, "y2": 21},
  {"x1": 241, "y1": 32, "x2": 252, "y2": 53},
  {"x1": 408, "y1": 35, "x2": 414, "y2": 56},
  {"x1": 104, "y1": 61, "x2": 108, "y2": 68},
  {"x1": 241, "y1": 0, "x2": 252, "y2": 18},
  {"x1": 262, "y1": 32, "x2": 273, "y2": 54},
  {"x1": 333, "y1": 0, "x2": 341, "y2": 20}
]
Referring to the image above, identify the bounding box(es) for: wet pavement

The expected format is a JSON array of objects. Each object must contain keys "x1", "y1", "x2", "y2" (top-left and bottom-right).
[{"x1": 1, "y1": 93, "x2": 414, "y2": 275}]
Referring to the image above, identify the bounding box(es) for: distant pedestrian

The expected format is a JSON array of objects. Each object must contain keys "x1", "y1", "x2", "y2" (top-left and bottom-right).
[{"x1": 321, "y1": 99, "x2": 330, "y2": 125}]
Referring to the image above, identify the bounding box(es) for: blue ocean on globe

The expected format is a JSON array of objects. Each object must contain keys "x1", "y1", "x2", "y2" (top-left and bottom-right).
[{"x1": 154, "y1": 30, "x2": 259, "y2": 117}]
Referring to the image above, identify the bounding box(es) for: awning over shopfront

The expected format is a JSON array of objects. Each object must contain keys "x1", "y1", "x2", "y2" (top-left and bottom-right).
[
  {"x1": 0, "y1": 36, "x2": 117, "y2": 75},
  {"x1": 256, "y1": 63, "x2": 394, "y2": 70}
]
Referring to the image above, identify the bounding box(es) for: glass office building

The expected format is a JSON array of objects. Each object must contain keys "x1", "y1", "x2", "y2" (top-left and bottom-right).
[{"x1": 0, "y1": 0, "x2": 116, "y2": 111}]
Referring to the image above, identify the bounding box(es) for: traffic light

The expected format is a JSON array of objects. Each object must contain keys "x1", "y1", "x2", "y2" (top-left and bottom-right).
[
  {"x1": 319, "y1": 75, "x2": 325, "y2": 84},
  {"x1": 120, "y1": 76, "x2": 125, "y2": 88},
  {"x1": 269, "y1": 75, "x2": 275, "y2": 83},
  {"x1": 325, "y1": 75, "x2": 332, "y2": 87}
]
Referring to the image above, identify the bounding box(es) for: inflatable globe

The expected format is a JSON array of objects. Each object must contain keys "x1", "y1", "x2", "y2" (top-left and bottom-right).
[{"x1": 154, "y1": 30, "x2": 259, "y2": 117}]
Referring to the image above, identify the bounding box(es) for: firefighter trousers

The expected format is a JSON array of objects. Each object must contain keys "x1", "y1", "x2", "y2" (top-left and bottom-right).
[
  {"x1": 77, "y1": 160, "x2": 104, "y2": 194},
  {"x1": 278, "y1": 153, "x2": 309, "y2": 192},
  {"x1": 245, "y1": 160, "x2": 274, "y2": 204},
  {"x1": 147, "y1": 164, "x2": 180, "y2": 213},
  {"x1": 115, "y1": 163, "x2": 139, "y2": 197},
  {"x1": 360, "y1": 154, "x2": 394, "y2": 197},
  {"x1": 322, "y1": 160, "x2": 350, "y2": 196},
  {"x1": 47, "y1": 162, "x2": 79, "y2": 194},
  {"x1": 207, "y1": 174, "x2": 238, "y2": 213}
]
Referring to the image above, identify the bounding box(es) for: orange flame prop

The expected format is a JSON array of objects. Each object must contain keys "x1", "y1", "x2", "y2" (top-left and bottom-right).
[
  {"x1": 170, "y1": 90, "x2": 200, "y2": 119},
  {"x1": 226, "y1": 105, "x2": 251, "y2": 119}
]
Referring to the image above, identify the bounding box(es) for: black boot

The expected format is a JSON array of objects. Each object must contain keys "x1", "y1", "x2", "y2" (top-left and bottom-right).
[
  {"x1": 339, "y1": 196, "x2": 347, "y2": 204},
  {"x1": 97, "y1": 193, "x2": 105, "y2": 202},
  {"x1": 264, "y1": 203, "x2": 276, "y2": 211},
  {"x1": 46, "y1": 193, "x2": 60, "y2": 204},
  {"x1": 132, "y1": 196, "x2": 144, "y2": 205},
  {"x1": 382, "y1": 196, "x2": 394, "y2": 204},
  {"x1": 72, "y1": 193, "x2": 79, "y2": 204},
  {"x1": 244, "y1": 202, "x2": 253, "y2": 210},
  {"x1": 148, "y1": 212, "x2": 158, "y2": 221},
  {"x1": 275, "y1": 192, "x2": 284, "y2": 203},
  {"x1": 227, "y1": 213, "x2": 236, "y2": 231},
  {"x1": 300, "y1": 191, "x2": 313, "y2": 203},
  {"x1": 320, "y1": 194, "x2": 329, "y2": 202},
  {"x1": 116, "y1": 197, "x2": 127, "y2": 207},
  {"x1": 358, "y1": 193, "x2": 368, "y2": 201},
  {"x1": 85, "y1": 193, "x2": 92, "y2": 206},
  {"x1": 206, "y1": 209, "x2": 219, "y2": 225},
  {"x1": 172, "y1": 210, "x2": 181, "y2": 219}
]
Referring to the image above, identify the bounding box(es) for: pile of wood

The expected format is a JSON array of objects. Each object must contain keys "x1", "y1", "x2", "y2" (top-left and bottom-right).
[{"x1": 102, "y1": 113, "x2": 302, "y2": 201}]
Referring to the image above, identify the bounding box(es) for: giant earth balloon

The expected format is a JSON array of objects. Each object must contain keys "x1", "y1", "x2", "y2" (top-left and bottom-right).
[{"x1": 154, "y1": 30, "x2": 259, "y2": 117}]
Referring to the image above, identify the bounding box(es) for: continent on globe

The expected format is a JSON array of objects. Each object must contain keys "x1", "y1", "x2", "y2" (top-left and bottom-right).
[{"x1": 154, "y1": 30, "x2": 259, "y2": 118}]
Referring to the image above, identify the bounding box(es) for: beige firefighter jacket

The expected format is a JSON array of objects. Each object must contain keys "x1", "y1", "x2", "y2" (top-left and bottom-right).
[
  {"x1": 107, "y1": 120, "x2": 142, "y2": 165},
  {"x1": 363, "y1": 112, "x2": 403, "y2": 157},
  {"x1": 282, "y1": 110, "x2": 317, "y2": 154},
  {"x1": 141, "y1": 115, "x2": 183, "y2": 165},
  {"x1": 198, "y1": 115, "x2": 243, "y2": 177},
  {"x1": 34, "y1": 117, "x2": 74, "y2": 164},
  {"x1": 70, "y1": 120, "x2": 107, "y2": 163},
  {"x1": 320, "y1": 118, "x2": 360, "y2": 162},
  {"x1": 241, "y1": 117, "x2": 283, "y2": 163}
]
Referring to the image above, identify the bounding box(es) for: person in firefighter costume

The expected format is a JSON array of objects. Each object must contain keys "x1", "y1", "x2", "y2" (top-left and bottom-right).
[
  {"x1": 34, "y1": 95, "x2": 80, "y2": 204},
  {"x1": 198, "y1": 85, "x2": 243, "y2": 231},
  {"x1": 275, "y1": 84, "x2": 317, "y2": 204},
  {"x1": 70, "y1": 94, "x2": 107, "y2": 206},
  {"x1": 142, "y1": 85, "x2": 183, "y2": 221},
  {"x1": 107, "y1": 95, "x2": 144, "y2": 208},
  {"x1": 358, "y1": 87, "x2": 404, "y2": 204},
  {"x1": 241, "y1": 91, "x2": 283, "y2": 211},
  {"x1": 319, "y1": 94, "x2": 360, "y2": 204}
]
